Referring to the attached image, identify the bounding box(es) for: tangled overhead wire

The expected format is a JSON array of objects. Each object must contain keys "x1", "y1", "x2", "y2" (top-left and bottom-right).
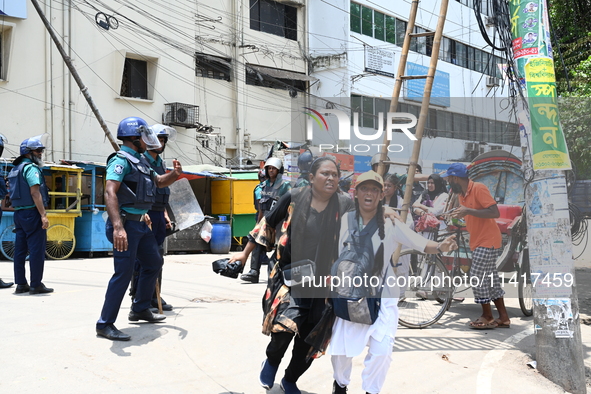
[{"x1": 569, "y1": 203, "x2": 589, "y2": 259}]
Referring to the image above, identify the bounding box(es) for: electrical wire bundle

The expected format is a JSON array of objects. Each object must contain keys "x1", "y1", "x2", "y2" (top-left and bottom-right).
[{"x1": 569, "y1": 202, "x2": 589, "y2": 259}]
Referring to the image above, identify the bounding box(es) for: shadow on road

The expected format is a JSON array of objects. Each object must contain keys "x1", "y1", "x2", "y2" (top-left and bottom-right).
[{"x1": 98, "y1": 324, "x2": 189, "y2": 356}]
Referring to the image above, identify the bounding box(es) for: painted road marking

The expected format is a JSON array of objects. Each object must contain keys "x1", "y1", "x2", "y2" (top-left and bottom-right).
[{"x1": 476, "y1": 326, "x2": 534, "y2": 394}]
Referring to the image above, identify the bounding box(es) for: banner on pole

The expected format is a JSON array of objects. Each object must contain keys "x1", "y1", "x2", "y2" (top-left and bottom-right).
[{"x1": 525, "y1": 58, "x2": 571, "y2": 170}]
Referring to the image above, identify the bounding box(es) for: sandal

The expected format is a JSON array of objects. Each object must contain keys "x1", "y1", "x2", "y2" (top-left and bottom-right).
[
  {"x1": 469, "y1": 318, "x2": 498, "y2": 330},
  {"x1": 494, "y1": 319, "x2": 511, "y2": 328}
]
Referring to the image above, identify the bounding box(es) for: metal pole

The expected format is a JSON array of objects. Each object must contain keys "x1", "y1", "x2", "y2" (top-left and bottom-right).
[
  {"x1": 30, "y1": 0, "x2": 120, "y2": 152},
  {"x1": 507, "y1": 0, "x2": 585, "y2": 391}
]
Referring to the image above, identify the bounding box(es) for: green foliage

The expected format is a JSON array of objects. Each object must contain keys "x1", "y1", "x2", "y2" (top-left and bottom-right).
[
  {"x1": 558, "y1": 97, "x2": 591, "y2": 179},
  {"x1": 549, "y1": 0, "x2": 591, "y2": 94},
  {"x1": 549, "y1": 1, "x2": 591, "y2": 177}
]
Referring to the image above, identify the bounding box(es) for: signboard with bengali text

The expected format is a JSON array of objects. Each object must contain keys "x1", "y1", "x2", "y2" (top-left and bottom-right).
[{"x1": 364, "y1": 47, "x2": 396, "y2": 78}]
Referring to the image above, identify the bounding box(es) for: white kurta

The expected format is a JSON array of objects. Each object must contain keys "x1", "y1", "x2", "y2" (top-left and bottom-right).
[{"x1": 329, "y1": 213, "x2": 429, "y2": 357}]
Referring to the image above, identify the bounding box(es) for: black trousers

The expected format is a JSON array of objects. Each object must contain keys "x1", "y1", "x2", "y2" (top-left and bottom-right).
[
  {"x1": 249, "y1": 244, "x2": 270, "y2": 272},
  {"x1": 265, "y1": 321, "x2": 315, "y2": 383}
]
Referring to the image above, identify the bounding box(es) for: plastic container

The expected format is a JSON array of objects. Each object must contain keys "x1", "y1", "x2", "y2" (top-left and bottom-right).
[{"x1": 210, "y1": 219, "x2": 232, "y2": 254}]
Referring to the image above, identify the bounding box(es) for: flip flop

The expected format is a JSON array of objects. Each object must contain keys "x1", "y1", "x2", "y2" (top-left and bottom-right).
[
  {"x1": 494, "y1": 319, "x2": 511, "y2": 328},
  {"x1": 469, "y1": 319, "x2": 498, "y2": 330}
]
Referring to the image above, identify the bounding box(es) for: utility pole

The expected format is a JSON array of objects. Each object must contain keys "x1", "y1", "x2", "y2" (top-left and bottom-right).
[
  {"x1": 31, "y1": 0, "x2": 119, "y2": 152},
  {"x1": 508, "y1": 0, "x2": 585, "y2": 392}
]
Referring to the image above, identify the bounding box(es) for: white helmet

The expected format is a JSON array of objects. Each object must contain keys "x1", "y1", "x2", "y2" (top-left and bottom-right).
[
  {"x1": 264, "y1": 157, "x2": 284, "y2": 174},
  {"x1": 150, "y1": 124, "x2": 177, "y2": 142}
]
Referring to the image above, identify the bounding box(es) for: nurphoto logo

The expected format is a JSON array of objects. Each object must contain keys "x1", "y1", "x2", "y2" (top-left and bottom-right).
[{"x1": 303, "y1": 107, "x2": 417, "y2": 153}]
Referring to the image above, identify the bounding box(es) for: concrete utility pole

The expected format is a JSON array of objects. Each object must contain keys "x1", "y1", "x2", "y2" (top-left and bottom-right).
[
  {"x1": 31, "y1": 0, "x2": 120, "y2": 152},
  {"x1": 508, "y1": 0, "x2": 585, "y2": 391}
]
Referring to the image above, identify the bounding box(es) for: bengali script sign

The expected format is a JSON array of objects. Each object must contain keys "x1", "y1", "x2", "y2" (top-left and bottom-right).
[{"x1": 525, "y1": 58, "x2": 571, "y2": 170}]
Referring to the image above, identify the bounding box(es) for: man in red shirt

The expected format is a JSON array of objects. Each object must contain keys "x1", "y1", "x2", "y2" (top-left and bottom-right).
[{"x1": 443, "y1": 163, "x2": 510, "y2": 329}]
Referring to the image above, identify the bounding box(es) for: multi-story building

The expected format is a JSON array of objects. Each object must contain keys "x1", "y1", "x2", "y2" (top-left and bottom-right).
[
  {"x1": 307, "y1": 0, "x2": 520, "y2": 173},
  {"x1": 0, "y1": 0, "x2": 309, "y2": 167},
  {"x1": 1, "y1": 0, "x2": 520, "y2": 173}
]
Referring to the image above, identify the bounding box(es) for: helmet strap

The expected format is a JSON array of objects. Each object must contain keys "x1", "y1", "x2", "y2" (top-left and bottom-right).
[{"x1": 132, "y1": 138, "x2": 145, "y2": 153}]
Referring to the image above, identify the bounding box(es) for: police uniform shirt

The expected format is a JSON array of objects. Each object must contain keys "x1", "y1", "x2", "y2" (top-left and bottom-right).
[
  {"x1": 143, "y1": 151, "x2": 164, "y2": 170},
  {"x1": 15, "y1": 158, "x2": 44, "y2": 211},
  {"x1": 106, "y1": 145, "x2": 156, "y2": 215}
]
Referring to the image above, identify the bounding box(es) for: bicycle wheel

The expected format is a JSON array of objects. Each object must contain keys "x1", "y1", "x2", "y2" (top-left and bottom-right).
[
  {"x1": 45, "y1": 224, "x2": 76, "y2": 260},
  {"x1": 0, "y1": 224, "x2": 29, "y2": 261},
  {"x1": 398, "y1": 250, "x2": 453, "y2": 328},
  {"x1": 518, "y1": 247, "x2": 533, "y2": 316}
]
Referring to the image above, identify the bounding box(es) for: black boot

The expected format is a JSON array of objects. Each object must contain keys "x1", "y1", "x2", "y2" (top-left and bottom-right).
[{"x1": 240, "y1": 269, "x2": 260, "y2": 283}]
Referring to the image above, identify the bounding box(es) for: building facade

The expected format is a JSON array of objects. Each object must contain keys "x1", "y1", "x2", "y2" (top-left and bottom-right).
[
  {"x1": 307, "y1": 0, "x2": 520, "y2": 173},
  {"x1": 0, "y1": 0, "x2": 309, "y2": 167},
  {"x1": 1, "y1": 0, "x2": 520, "y2": 172}
]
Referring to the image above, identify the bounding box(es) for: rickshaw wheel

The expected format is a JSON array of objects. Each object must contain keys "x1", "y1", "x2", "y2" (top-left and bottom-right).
[
  {"x1": 0, "y1": 224, "x2": 29, "y2": 261},
  {"x1": 46, "y1": 224, "x2": 76, "y2": 260}
]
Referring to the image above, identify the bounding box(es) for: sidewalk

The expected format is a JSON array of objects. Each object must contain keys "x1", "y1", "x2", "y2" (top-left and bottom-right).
[{"x1": 0, "y1": 250, "x2": 589, "y2": 393}]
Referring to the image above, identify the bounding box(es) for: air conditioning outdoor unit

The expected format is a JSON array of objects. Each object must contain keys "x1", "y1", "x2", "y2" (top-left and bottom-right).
[
  {"x1": 466, "y1": 142, "x2": 476, "y2": 151},
  {"x1": 485, "y1": 16, "x2": 496, "y2": 27},
  {"x1": 164, "y1": 102, "x2": 199, "y2": 128},
  {"x1": 486, "y1": 76, "x2": 499, "y2": 88}
]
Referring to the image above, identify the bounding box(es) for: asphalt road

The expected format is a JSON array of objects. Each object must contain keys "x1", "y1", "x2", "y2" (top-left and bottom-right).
[{"x1": 1, "y1": 246, "x2": 590, "y2": 394}]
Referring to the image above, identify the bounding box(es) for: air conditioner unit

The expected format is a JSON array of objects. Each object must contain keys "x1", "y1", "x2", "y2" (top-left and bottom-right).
[
  {"x1": 485, "y1": 16, "x2": 495, "y2": 27},
  {"x1": 164, "y1": 102, "x2": 199, "y2": 128},
  {"x1": 486, "y1": 76, "x2": 499, "y2": 88},
  {"x1": 465, "y1": 142, "x2": 476, "y2": 151}
]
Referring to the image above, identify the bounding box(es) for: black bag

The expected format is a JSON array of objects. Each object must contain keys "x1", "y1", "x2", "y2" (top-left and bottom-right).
[
  {"x1": 330, "y1": 212, "x2": 383, "y2": 325},
  {"x1": 212, "y1": 258, "x2": 244, "y2": 279},
  {"x1": 282, "y1": 259, "x2": 315, "y2": 287}
]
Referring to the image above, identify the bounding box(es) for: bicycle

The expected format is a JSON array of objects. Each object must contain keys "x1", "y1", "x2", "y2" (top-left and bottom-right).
[{"x1": 397, "y1": 206, "x2": 532, "y2": 328}]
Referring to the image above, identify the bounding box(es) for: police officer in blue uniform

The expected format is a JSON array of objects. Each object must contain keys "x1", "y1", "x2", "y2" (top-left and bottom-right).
[
  {"x1": 129, "y1": 124, "x2": 176, "y2": 311},
  {"x1": 8, "y1": 137, "x2": 53, "y2": 294},
  {"x1": 0, "y1": 135, "x2": 14, "y2": 289},
  {"x1": 294, "y1": 149, "x2": 313, "y2": 188},
  {"x1": 96, "y1": 117, "x2": 182, "y2": 341}
]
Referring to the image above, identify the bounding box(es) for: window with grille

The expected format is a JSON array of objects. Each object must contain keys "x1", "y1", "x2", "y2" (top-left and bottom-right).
[
  {"x1": 120, "y1": 58, "x2": 148, "y2": 99},
  {"x1": 195, "y1": 53, "x2": 231, "y2": 81},
  {"x1": 250, "y1": 0, "x2": 298, "y2": 41}
]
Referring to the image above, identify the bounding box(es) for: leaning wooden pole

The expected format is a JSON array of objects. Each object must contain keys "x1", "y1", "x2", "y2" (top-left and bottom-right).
[
  {"x1": 389, "y1": 0, "x2": 449, "y2": 269},
  {"x1": 375, "y1": 0, "x2": 421, "y2": 177},
  {"x1": 31, "y1": 0, "x2": 120, "y2": 152}
]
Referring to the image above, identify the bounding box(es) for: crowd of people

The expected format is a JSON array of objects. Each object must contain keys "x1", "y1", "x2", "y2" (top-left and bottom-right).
[
  {"x1": 0, "y1": 124, "x2": 510, "y2": 393},
  {"x1": 227, "y1": 155, "x2": 510, "y2": 394}
]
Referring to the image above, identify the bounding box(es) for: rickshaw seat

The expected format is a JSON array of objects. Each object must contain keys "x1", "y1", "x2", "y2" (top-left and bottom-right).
[{"x1": 495, "y1": 205, "x2": 522, "y2": 234}]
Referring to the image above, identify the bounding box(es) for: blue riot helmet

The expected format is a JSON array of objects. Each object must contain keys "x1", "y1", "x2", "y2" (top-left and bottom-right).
[
  {"x1": 20, "y1": 136, "x2": 46, "y2": 156},
  {"x1": 297, "y1": 149, "x2": 313, "y2": 175},
  {"x1": 116, "y1": 117, "x2": 161, "y2": 150}
]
